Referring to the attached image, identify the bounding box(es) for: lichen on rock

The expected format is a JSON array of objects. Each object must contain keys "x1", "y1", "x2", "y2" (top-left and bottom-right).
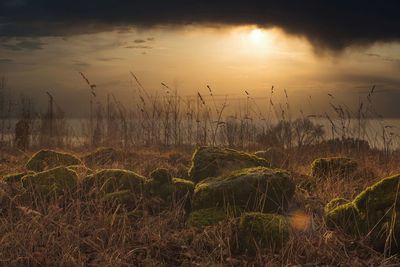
[
  {"x1": 238, "y1": 212, "x2": 291, "y2": 253},
  {"x1": 26, "y1": 149, "x2": 81, "y2": 172},
  {"x1": 188, "y1": 146, "x2": 270, "y2": 183},
  {"x1": 192, "y1": 167, "x2": 295, "y2": 214}
]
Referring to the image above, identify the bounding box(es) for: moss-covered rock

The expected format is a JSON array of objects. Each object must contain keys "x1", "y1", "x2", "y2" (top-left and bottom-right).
[
  {"x1": 188, "y1": 146, "x2": 270, "y2": 183},
  {"x1": 2, "y1": 171, "x2": 35, "y2": 184},
  {"x1": 186, "y1": 207, "x2": 228, "y2": 228},
  {"x1": 238, "y1": 212, "x2": 290, "y2": 253},
  {"x1": 324, "y1": 197, "x2": 350, "y2": 214},
  {"x1": 149, "y1": 168, "x2": 172, "y2": 184},
  {"x1": 67, "y1": 165, "x2": 93, "y2": 177},
  {"x1": 324, "y1": 174, "x2": 400, "y2": 253},
  {"x1": 82, "y1": 147, "x2": 123, "y2": 166},
  {"x1": 325, "y1": 202, "x2": 364, "y2": 236},
  {"x1": 82, "y1": 169, "x2": 148, "y2": 194},
  {"x1": 26, "y1": 150, "x2": 81, "y2": 172},
  {"x1": 311, "y1": 157, "x2": 358, "y2": 179},
  {"x1": 146, "y1": 175, "x2": 194, "y2": 210},
  {"x1": 193, "y1": 167, "x2": 295, "y2": 213},
  {"x1": 21, "y1": 166, "x2": 78, "y2": 196}
]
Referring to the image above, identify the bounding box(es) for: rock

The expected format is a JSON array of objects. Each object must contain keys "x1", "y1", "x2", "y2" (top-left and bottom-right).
[
  {"x1": 67, "y1": 165, "x2": 93, "y2": 177},
  {"x1": 325, "y1": 201, "x2": 364, "y2": 236},
  {"x1": 21, "y1": 166, "x2": 78, "y2": 196},
  {"x1": 2, "y1": 171, "x2": 35, "y2": 184},
  {"x1": 192, "y1": 167, "x2": 295, "y2": 213},
  {"x1": 82, "y1": 169, "x2": 148, "y2": 208},
  {"x1": 188, "y1": 146, "x2": 270, "y2": 183},
  {"x1": 81, "y1": 147, "x2": 123, "y2": 166},
  {"x1": 311, "y1": 157, "x2": 358, "y2": 179},
  {"x1": 82, "y1": 169, "x2": 147, "y2": 194},
  {"x1": 146, "y1": 169, "x2": 194, "y2": 210},
  {"x1": 26, "y1": 150, "x2": 81, "y2": 172},
  {"x1": 149, "y1": 168, "x2": 172, "y2": 184},
  {"x1": 325, "y1": 173, "x2": 400, "y2": 253},
  {"x1": 238, "y1": 212, "x2": 291, "y2": 253},
  {"x1": 186, "y1": 207, "x2": 228, "y2": 228}
]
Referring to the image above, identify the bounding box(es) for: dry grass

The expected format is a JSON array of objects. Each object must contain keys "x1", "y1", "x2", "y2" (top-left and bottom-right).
[{"x1": 0, "y1": 146, "x2": 400, "y2": 266}]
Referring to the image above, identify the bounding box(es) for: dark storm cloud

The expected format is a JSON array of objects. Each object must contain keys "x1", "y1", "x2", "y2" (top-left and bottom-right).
[{"x1": 1, "y1": 1, "x2": 400, "y2": 50}]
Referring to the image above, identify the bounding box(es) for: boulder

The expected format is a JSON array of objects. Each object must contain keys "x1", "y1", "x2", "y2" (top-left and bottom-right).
[
  {"x1": 238, "y1": 212, "x2": 291, "y2": 253},
  {"x1": 311, "y1": 157, "x2": 358, "y2": 179},
  {"x1": 192, "y1": 167, "x2": 295, "y2": 213},
  {"x1": 325, "y1": 173, "x2": 400, "y2": 253},
  {"x1": 82, "y1": 169, "x2": 148, "y2": 207},
  {"x1": 21, "y1": 166, "x2": 78, "y2": 196},
  {"x1": 2, "y1": 171, "x2": 35, "y2": 184},
  {"x1": 146, "y1": 168, "x2": 194, "y2": 209},
  {"x1": 26, "y1": 150, "x2": 81, "y2": 172},
  {"x1": 188, "y1": 146, "x2": 270, "y2": 183}
]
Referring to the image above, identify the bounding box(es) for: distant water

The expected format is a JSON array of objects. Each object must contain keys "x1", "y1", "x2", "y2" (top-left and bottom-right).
[{"x1": 1, "y1": 118, "x2": 400, "y2": 149}]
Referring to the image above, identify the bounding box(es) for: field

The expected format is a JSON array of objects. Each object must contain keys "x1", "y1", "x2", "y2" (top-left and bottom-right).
[{"x1": 1, "y1": 142, "x2": 400, "y2": 266}]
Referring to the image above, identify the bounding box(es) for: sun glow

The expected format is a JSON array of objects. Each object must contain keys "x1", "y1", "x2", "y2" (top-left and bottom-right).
[{"x1": 250, "y1": 28, "x2": 265, "y2": 44}]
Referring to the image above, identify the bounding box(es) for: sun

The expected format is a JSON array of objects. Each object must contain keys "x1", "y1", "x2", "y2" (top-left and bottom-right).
[{"x1": 250, "y1": 28, "x2": 265, "y2": 44}]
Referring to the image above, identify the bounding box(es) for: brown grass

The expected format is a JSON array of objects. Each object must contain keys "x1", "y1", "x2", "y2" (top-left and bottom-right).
[{"x1": 0, "y1": 146, "x2": 400, "y2": 266}]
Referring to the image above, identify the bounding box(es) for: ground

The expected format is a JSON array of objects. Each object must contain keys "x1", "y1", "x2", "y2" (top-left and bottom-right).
[{"x1": 0, "y1": 145, "x2": 400, "y2": 266}]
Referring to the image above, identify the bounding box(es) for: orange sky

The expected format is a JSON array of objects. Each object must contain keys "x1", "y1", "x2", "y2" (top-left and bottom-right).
[{"x1": 1, "y1": 25, "x2": 400, "y2": 117}]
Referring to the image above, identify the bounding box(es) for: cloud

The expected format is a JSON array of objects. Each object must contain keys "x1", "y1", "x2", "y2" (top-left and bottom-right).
[
  {"x1": 96, "y1": 57, "x2": 122, "y2": 62},
  {"x1": 72, "y1": 60, "x2": 90, "y2": 67},
  {"x1": 125, "y1": 45, "x2": 152, "y2": 49},
  {"x1": 1, "y1": 39, "x2": 47, "y2": 51},
  {"x1": 1, "y1": 1, "x2": 400, "y2": 51},
  {"x1": 133, "y1": 39, "x2": 146, "y2": 43}
]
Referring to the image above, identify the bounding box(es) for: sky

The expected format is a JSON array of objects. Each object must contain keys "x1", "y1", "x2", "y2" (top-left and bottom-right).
[{"x1": 1, "y1": 1, "x2": 400, "y2": 118}]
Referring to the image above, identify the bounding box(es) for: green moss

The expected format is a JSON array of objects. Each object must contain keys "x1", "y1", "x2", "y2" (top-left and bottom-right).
[
  {"x1": 192, "y1": 167, "x2": 295, "y2": 213},
  {"x1": 325, "y1": 202, "x2": 365, "y2": 236},
  {"x1": 146, "y1": 177, "x2": 194, "y2": 210},
  {"x1": 2, "y1": 171, "x2": 34, "y2": 184},
  {"x1": 324, "y1": 197, "x2": 350, "y2": 214},
  {"x1": 26, "y1": 149, "x2": 81, "y2": 172},
  {"x1": 238, "y1": 212, "x2": 290, "y2": 253},
  {"x1": 353, "y1": 174, "x2": 400, "y2": 213},
  {"x1": 188, "y1": 146, "x2": 270, "y2": 183},
  {"x1": 82, "y1": 169, "x2": 148, "y2": 194},
  {"x1": 21, "y1": 166, "x2": 78, "y2": 196},
  {"x1": 186, "y1": 207, "x2": 228, "y2": 228},
  {"x1": 310, "y1": 157, "x2": 358, "y2": 179},
  {"x1": 324, "y1": 173, "x2": 400, "y2": 253}
]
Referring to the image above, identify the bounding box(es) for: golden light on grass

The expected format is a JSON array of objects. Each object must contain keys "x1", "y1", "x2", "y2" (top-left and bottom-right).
[{"x1": 290, "y1": 210, "x2": 311, "y2": 232}]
